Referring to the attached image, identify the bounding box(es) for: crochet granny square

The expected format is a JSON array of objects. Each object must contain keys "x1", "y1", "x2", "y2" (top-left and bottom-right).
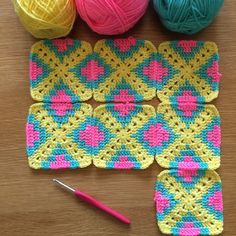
[
  {"x1": 26, "y1": 103, "x2": 93, "y2": 169},
  {"x1": 155, "y1": 103, "x2": 221, "y2": 170},
  {"x1": 156, "y1": 41, "x2": 221, "y2": 103},
  {"x1": 93, "y1": 104, "x2": 156, "y2": 169},
  {"x1": 30, "y1": 38, "x2": 93, "y2": 102},
  {"x1": 93, "y1": 37, "x2": 157, "y2": 102},
  {"x1": 155, "y1": 170, "x2": 223, "y2": 235}
]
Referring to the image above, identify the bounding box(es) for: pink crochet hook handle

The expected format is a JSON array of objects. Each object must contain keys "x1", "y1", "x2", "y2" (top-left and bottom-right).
[{"x1": 53, "y1": 179, "x2": 131, "y2": 225}]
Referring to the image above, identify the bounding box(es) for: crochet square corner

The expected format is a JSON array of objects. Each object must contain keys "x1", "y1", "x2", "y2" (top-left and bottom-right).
[
  {"x1": 155, "y1": 103, "x2": 221, "y2": 170},
  {"x1": 156, "y1": 41, "x2": 221, "y2": 103},
  {"x1": 92, "y1": 104, "x2": 156, "y2": 169},
  {"x1": 26, "y1": 102, "x2": 93, "y2": 169},
  {"x1": 155, "y1": 170, "x2": 223, "y2": 235},
  {"x1": 30, "y1": 38, "x2": 93, "y2": 102},
  {"x1": 93, "y1": 37, "x2": 157, "y2": 102}
]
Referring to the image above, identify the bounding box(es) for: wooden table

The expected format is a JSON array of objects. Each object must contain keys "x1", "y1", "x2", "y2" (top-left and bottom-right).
[{"x1": 0, "y1": 1, "x2": 235, "y2": 235}]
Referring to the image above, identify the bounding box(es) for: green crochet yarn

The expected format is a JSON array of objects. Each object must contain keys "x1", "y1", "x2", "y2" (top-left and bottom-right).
[{"x1": 153, "y1": 0, "x2": 224, "y2": 34}]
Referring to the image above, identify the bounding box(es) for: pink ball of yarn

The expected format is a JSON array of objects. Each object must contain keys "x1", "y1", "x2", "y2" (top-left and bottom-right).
[{"x1": 75, "y1": 0, "x2": 149, "y2": 35}]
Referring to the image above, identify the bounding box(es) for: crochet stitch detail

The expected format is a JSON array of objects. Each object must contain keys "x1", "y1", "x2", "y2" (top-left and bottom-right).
[
  {"x1": 155, "y1": 170, "x2": 223, "y2": 235},
  {"x1": 156, "y1": 41, "x2": 221, "y2": 103},
  {"x1": 155, "y1": 103, "x2": 221, "y2": 170},
  {"x1": 93, "y1": 104, "x2": 156, "y2": 169},
  {"x1": 26, "y1": 103, "x2": 93, "y2": 169},
  {"x1": 93, "y1": 37, "x2": 157, "y2": 102},
  {"x1": 30, "y1": 38, "x2": 93, "y2": 102}
]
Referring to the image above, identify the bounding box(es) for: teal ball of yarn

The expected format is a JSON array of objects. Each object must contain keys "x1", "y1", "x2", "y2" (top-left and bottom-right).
[{"x1": 153, "y1": 0, "x2": 224, "y2": 34}]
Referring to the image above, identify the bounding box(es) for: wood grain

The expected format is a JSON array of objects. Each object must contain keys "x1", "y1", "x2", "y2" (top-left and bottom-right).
[{"x1": 0, "y1": 1, "x2": 236, "y2": 235}]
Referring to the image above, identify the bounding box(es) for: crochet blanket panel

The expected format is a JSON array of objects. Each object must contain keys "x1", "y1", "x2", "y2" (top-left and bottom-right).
[
  {"x1": 29, "y1": 38, "x2": 222, "y2": 104},
  {"x1": 93, "y1": 104, "x2": 156, "y2": 169},
  {"x1": 26, "y1": 103, "x2": 93, "y2": 169},
  {"x1": 156, "y1": 41, "x2": 221, "y2": 103},
  {"x1": 93, "y1": 37, "x2": 157, "y2": 102},
  {"x1": 30, "y1": 38, "x2": 93, "y2": 102},
  {"x1": 154, "y1": 170, "x2": 223, "y2": 236},
  {"x1": 155, "y1": 103, "x2": 221, "y2": 170}
]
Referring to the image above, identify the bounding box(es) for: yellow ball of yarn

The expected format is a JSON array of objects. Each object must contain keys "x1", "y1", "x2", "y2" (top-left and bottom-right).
[{"x1": 13, "y1": 0, "x2": 76, "y2": 39}]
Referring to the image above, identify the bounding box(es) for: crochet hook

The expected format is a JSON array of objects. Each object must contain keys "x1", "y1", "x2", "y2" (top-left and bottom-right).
[{"x1": 53, "y1": 179, "x2": 131, "y2": 225}]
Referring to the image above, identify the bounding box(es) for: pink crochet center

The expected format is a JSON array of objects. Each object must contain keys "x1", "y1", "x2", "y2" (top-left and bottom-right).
[
  {"x1": 143, "y1": 61, "x2": 168, "y2": 82},
  {"x1": 113, "y1": 37, "x2": 137, "y2": 52},
  {"x1": 113, "y1": 89, "x2": 135, "y2": 103},
  {"x1": 26, "y1": 123, "x2": 39, "y2": 147},
  {"x1": 51, "y1": 90, "x2": 72, "y2": 103},
  {"x1": 50, "y1": 90, "x2": 73, "y2": 116},
  {"x1": 178, "y1": 157, "x2": 199, "y2": 182},
  {"x1": 177, "y1": 40, "x2": 197, "y2": 53},
  {"x1": 113, "y1": 103, "x2": 135, "y2": 116},
  {"x1": 177, "y1": 92, "x2": 197, "y2": 117},
  {"x1": 207, "y1": 61, "x2": 222, "y2": 82},
  {"x1": 30, "y1": 61, "x2": 43, "y2": 80},
  {"x1": 81, "y1": 60, "x2": 105, "y2": 81},
  {"x1": 52, "y1": 38, "x2": 74, "y2": 52},
  {"x1": 208, "y1": 191, "x2": 223, "y2": 212},
  {"x1": 144, "y1": 123, "x2": 169, "y2": 147},
  {"x1": 155, "y1": 191, "x2": 170, "y2": 213},
  {"x1": 178, "y1": 156, "x2": 200, "y2": 171},
  {"x1": 179, "y1": 222, "x2": 200, "y2": 236},
  {"x1": 114, "y1": 156, "x2": 134, "y2": 169},
  {"x1": 207, "y1": 125, "x2": 221, "y2": 148},
  {"x1": 50, "y1": 155, "x2": 71, "y2": 169},
  {"x1": 79, "y1": 125, "x2": 104, "y2": 147}
]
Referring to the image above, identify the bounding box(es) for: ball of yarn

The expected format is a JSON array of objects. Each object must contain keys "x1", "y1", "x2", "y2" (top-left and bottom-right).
[
  {"x1": 75, "y1": 0, "x2": 149, "y2": 35},
  {"x1": 13, "y1": 0, "x2": 76, "y2": 39},
  {"x1": 153, "y1": 0, "x2": 224, "y2": 34}
]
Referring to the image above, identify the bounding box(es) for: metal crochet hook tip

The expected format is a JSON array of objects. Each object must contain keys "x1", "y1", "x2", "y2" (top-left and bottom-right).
[{"x1": 53, "y1": 179, "x2": 75, "y2": 192}]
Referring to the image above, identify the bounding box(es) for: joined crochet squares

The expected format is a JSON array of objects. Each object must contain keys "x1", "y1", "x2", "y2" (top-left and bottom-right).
[
  {"x1": 155, "y1": 103, "x2": 221, "y2": 170},
  {"x1": 155, "y1": 170, "x2": 223, "y2": 236},
  {"x1": 156, "y1": 41, "x2": 221, "y2": 103},
  {"x1": 26, "y1": 103, "x2": 93, "y2": 169},
  {"x1": 93, "y1": 37, "x2": 157, "y2": 102},
  {"x1": 30, "y1": 38, "x2": 93, "y2": 102},
  {"x1": 93, "y1": 104, "x2": 156, "y2": 169}
]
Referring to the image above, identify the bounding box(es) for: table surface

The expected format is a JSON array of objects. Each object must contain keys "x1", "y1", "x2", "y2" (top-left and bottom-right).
[{"x1": 1, "y1": 1, "x2": 236, "y2": 235}]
